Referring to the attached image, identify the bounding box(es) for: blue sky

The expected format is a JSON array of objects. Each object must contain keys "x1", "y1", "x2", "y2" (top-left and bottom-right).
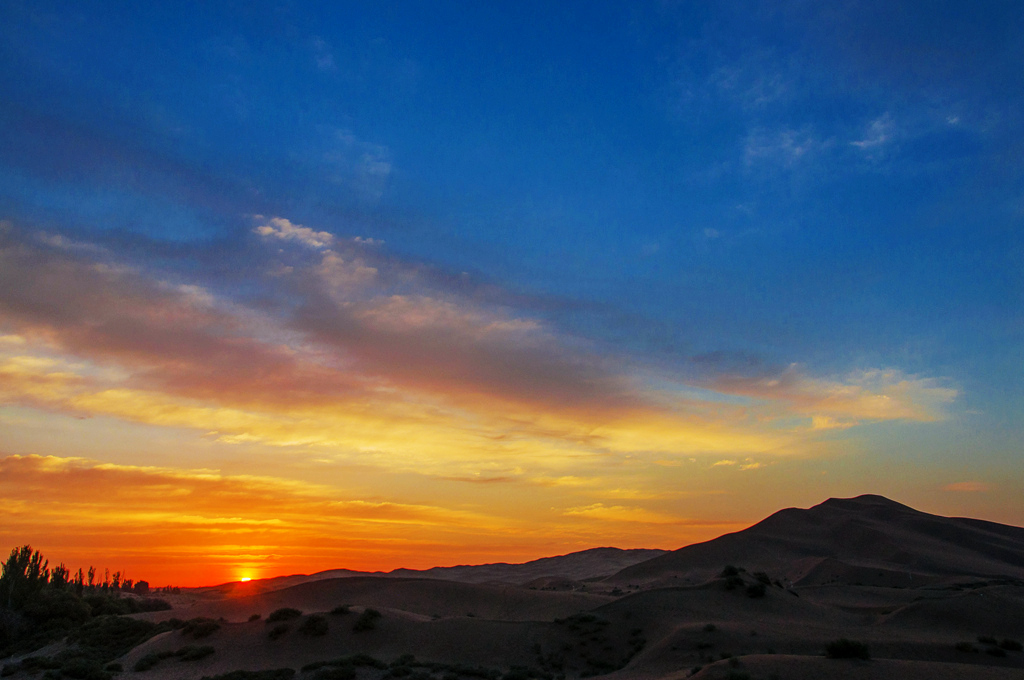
[{"x1": 0, "y1": 1, "x2": 1022, "y2": 581}]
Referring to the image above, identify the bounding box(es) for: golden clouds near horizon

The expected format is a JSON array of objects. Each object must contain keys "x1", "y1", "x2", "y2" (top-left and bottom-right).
[{"x1": 0, "y1": 221, "x2": 962, "y2": 584}]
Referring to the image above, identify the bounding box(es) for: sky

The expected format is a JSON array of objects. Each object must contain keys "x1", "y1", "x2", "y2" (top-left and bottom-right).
[{"x1": 1, "y1": 0, "x2": 1022, "y2": 587}]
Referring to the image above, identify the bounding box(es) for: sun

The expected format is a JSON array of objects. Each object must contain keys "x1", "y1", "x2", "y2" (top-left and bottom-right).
[{"x1": 240, "y1": 577, "x2": 252, "y2": 582}]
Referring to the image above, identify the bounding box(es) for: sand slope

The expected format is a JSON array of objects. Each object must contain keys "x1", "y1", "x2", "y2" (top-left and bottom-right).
[{"x1": 608, "y1": 495, "x2": 1024, "y2": 587}]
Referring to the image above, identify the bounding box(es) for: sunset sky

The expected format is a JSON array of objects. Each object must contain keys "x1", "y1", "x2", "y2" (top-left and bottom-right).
[{"x1": 1, "y1": 1, "x2": 1022, "y2": 586}]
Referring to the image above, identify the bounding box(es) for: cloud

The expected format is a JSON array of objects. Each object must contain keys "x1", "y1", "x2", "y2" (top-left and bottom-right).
[
  {"x1": 851, "y1": 113, "x2": 894, "y2": 151},
  {"x1": 942, "y1": 481, "x2": 989, "y2": 492},
  {"x1": 562, "y1": 503, "x2": 683, "y2": 525},
  {"x1": 310, "y1": 36, "x2": 335, "y2": 71},
  {"x1": 744, "y1": 127, "x2": 823, "y2": 167},
  {"x1": 254, "y1": 216, "x2": 334, "y2": 248},
  {"x1": 707, "y1": 366, "x2": 956, "y2": 424},
  {"x1": 0, "y1": 454, "x2": 511, "y2": 582},
  {"x1": 0, "y1": 223, "x2": 955, "y2": 476},
  {"x1": 320, "y1": 129, "x2": 393, "y2": 201}
]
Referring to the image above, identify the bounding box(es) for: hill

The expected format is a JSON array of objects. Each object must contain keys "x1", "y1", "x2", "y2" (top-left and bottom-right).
[{"x1": 607, "y1": 494, "x2": 1024, "y2": 588}]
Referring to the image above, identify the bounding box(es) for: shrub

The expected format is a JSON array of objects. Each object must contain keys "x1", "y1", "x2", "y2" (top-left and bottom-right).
[
  {"x1": 266, "y1": 608, "x2": 302, "y2": 623},
  {"x1": 955, "y1": 642, "x2": 978, "y2": 653},
  {"x1": 352, "y1": 609, "x2": 381, "y2": 632},
  {"x1": 299, "y1": 615, "x2": 329, "y2": 637},
  {"x1": 752, "y1": 572, "x2": 771, "y2": 585},
  {"x1": 986, "y1": 647, "x2": 1007, "y2": 658},
  {"x1": 1000, "y1": 639, "x2": 1023, "y2": 651},
  {"x1": 745, "y1": 583, "x2": 766, "y2": 598},
  {"x1": 199, "y1": 671, "x2": 295, "y2": 680},
  {"x1": 182, "y1": 618, "x2": 220, "y2": 639},
  {"x1": 60, "y1": 657, "x2": 105, "y2": 679},
  {"x1": 178, "y1": 645, "x2": 216, "y2": 661},
  {"x1": 248, "y1": 614, "x2": 262, "y2": 622},
  {"x1": 134, "y1": 653, "x2": 171, "y2": 672},
  {"x1": 316, "y1": 668, "x2": 356, "y2": 680},
  {"x1": 329, "y1": 605, "x2": 350, "y2": 616},
  {"x1": 720, "y1": 566, "x2": 740, "y2": 577},
  {"x1": 267, "y1": 624, "x2": 289, "y2": 640},
  {"x1": 825, "y1": 639, "x2": 870, "y2": 660}
]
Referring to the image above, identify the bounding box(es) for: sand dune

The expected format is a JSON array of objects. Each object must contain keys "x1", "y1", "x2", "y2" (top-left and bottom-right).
[
  {"x1": 8, "y1": 495, "x2": 1024, "y2": 680},
  {"x1": 608, "y1": 494, "x2": 1024, "y2": 588}
]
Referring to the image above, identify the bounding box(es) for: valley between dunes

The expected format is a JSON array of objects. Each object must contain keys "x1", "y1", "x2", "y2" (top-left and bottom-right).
[{"x1": 7, "y1": 495, "x2": 1024, "y2": 680}]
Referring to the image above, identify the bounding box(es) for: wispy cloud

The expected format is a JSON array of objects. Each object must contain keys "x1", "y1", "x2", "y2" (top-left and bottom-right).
[
  {"x1": 851, "y1": 113, "x2": 895, "y2": 153},
  {"x1": 744, "y1": 127, "x2": 824, "y2": 167}
]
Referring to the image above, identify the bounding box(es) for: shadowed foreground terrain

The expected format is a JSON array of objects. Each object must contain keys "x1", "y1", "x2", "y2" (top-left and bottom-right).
[{"x1": 4, "y1": 495, "x2": 1024, "y2": 680}]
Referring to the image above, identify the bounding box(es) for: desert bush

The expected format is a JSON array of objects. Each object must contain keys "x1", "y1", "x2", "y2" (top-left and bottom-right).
[
  {"x1": 182, "y1": 618, "x2": 220, "y2": 639},
  {"x1": 352, "y1": 608, "x2": 381, "y2": 632},
  {"x1": 825, "y1": 639, "x2": 870, "y2": 660},
  {"x1": 178, "y1": 645, "x2": 216, "y2": 661},
  {"x1": 268, "y1": 624, "x2": 289, "y2": 640},
  {"x1": 720, "y1": 565, "x2": 740, "y2": 577},
  {"x1": 329, "y1": 605, "x2": 350, "y2": 616},
  {"x1": 316, "y1": 668, "x2": 356, "y2": 680},
  {"x1": 986, "y1": 647, "x2": 1007, "y2": 657},
  {"x1": 299, "y1": 615, "x2": 329, "y2": 637},
  {"x1": 134, "y1": 652, "x2": 174, "y2": 672},
  {"x1": 1000, "y1": 638, "x2": 1023, "y2": 651},
  {"x1": 266, "y1": 608, "x2": 302, "y2": 623},
  {"x1": 249, "y1": 614, "x2": 262, "y2": 622},
  {"x1": 745, "y1": 583, "x2": 766, "y2": 598},
  {"x1": 60, "y1": 656, "x2": 107, "y2": 679},
  {"x1": 955, "y1": 642, "x2": 978, "y2": 653},
  {"x1": 302, "y1": 654, "x2": 385, "y2": 673},
  {"x1": 200, "y1": 670, "x2": 295, "y2": 680},
  {"x1": 71, "y1": 615, "x2": 164, "y2": 661},
  {"x1": 752, "y1": 572, "x2": 771, "y2": 585}
]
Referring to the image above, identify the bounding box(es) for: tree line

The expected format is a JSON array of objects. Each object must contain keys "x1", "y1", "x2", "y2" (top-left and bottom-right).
[{"x1": 0, "y1": 544, "x2": 182, "y2": 610}]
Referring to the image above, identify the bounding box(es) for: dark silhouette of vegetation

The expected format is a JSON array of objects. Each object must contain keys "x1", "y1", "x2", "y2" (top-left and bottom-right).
[
  {"x1": 267, "y1": 624, "x2": 290, "y2": 640},
  {"x1": 299, "y1": 614, "x2": 329, "y2": 636},
  {"x1": 745, "y1": 582, "x2": 766, "y2": 598},
  {"x1": 303, "y1": 654, "x2": 387, "y2": 674},
  {"x1": 0, "y1": 544, "x2": 178, "y2": 679},
  {"x1": 248, "y1": 613, "x2": 262, "y2": 622},
  {"x1": 329, "y1": 605, "x2": 350, "y2": 616},
  {"x1": 200, "y1": 671, "x2": 295, "y2": 680},
  {"x1": 825, "y1": 639, "x2": 870, "y2": 659},
  {"x1": 1000, "y1": 638, "x2": 1023, "y2": 651},
  {"x1": 266, "y1": 607, "x2": 302, "y2": 623},
  {"x1": 352, "y1": 608, "x2": 381, "y2": 632},
  {"x1": 181, "y1": 617, "x2": 220, "y2": 639},
  {"x1": 134, "y1": 645, "x2": 216, "y2": 671},
  {"x1": 955, "y1": 641, "x2": 979, "y2": 653}
]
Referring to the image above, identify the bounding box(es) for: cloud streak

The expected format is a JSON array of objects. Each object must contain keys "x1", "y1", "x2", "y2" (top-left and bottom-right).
[{"x1": 0, "y1": 223, "x2": 956, "y2": 477}]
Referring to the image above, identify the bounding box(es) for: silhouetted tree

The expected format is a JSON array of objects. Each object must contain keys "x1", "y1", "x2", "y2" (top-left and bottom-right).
[
  {"x1": 0, "y1": 545, "x2": 50, "y2": 609},
  {"x1": 87, "y1": 566, "x2": 96, "y2": 589},
  {"x1": 51, "y1": 563, "x2": 70, "y2": 589}
]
